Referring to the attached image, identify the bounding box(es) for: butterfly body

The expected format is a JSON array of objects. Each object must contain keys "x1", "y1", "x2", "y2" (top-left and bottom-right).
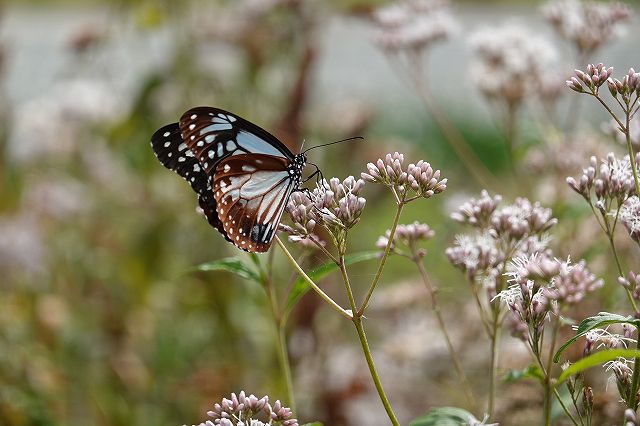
[{"x1": 151, "y1": 107, "x2": 306, "y2": 252}]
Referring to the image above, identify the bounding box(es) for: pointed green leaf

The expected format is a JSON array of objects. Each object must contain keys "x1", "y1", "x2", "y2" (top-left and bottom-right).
[
  {"x1": 557, "y1": 348, "x2": 640, "y2": 385},
  {"x1": 284, "y1": 251, "x2": 378, "y2": 318},
  {"x1": 409, "y1": 407, "x2": 478, "y2": 426},
  {"x1": 503, "y1": 363, "x2": 544, "y2": 384},
  {"x1": 196, "y1": 257, "x2": 261, "y2": 284},
  {"x1": 553, "y1": 312, "x2": 640, "y2": 363},
  {"x1": 300, "y1": 423, "x2": 323, "y2": 426}
]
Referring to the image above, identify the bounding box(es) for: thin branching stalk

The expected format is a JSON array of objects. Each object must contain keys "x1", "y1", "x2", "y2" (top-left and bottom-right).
[
  {"x1": 488, "y1": 305, "x2": 501, "y2": 419},
  {"x1": 352, "y1": 315, "x2": 400, "y2": 426},
  {"x1": 543, "y1": 316, "x2": 562, "y2": 426},
  {"x1": 530, "y1": 342, "x2": 580, "y2": 426},
  {"x1": 359, "y1": 201, "x2": 405, "y2": 315},
  {"x1": 276, "y1": 236, "x2": 352, "y2": 320},
  {"x1": 625, "y1": 105, "x2": 640, "y2": 198},
  {"x1": 276, "y1": 323, "x2": 295, "y2": 413},
  {"x1": 504, "y1": 101, "x2": 520, "y2": 170},
  {"x1": 339, "y1": 256, "x2": 399, "y2": 425},
  {"x1": 264, "y1": 253, "x2": 296, "y2": 413},
  {"x1": 405, "y1": 54, "x2": 501, "y2": 192},
  {"x1": 414, "y1": 256, "x2": 477, "y2": 411},
  {"x1": 629, "y1": 334, "x2": 640, "y2": 410}
]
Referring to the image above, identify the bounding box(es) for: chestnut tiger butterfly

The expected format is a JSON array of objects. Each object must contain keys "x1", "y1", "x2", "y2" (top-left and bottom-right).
[{"x1": 151, "y1": 107, "x2": 318, "y2": 253}]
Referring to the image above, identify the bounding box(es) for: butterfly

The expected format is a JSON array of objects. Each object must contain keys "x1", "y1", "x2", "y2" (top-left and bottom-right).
[{"x1": 151, "y1": 107, "x2": 312, "y2": 253}]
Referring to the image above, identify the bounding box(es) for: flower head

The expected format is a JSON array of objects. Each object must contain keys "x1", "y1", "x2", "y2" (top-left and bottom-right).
[
  {"x1": 282, "y1": 176, "x2": 366, "y2": 251},
  {"x1": 619, "y1": 195, "x2": 640, "y2": 242},
  {"x1": 362, "y1": 152, "x2": 447, "y2": 201},
  {"x1": 186, "y1": 391, "x2": 298, "y2": 426},
  {"x1": 469, "y1": 24, "x2": 557, "y2": 105},
  {"x1": 543, "y1": 0, "x2": 632, "y2": 54},
  {"x1": 543, "y1": 259, "x2": 603, "y2": 306},
  {"x1": 567, "y1": 63, "x2": 614, "y2": 93},
  {"x1": 372, "y1": 0, "x2": 458, "y2": 52},
  {"x1": 567, "y1": 152, "x2": 638, "y2": 205},
  {"x1": 376, "y1": 221, "x2": 435, "y2": 256},
  {"x1": 451, "y1": 190, "x2": 502, "y2": 229}
]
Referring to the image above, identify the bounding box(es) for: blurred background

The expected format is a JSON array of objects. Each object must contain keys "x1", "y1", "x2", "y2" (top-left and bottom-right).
[{"x1": 2, "y1": 0, "x2": 640, "y2": 425}]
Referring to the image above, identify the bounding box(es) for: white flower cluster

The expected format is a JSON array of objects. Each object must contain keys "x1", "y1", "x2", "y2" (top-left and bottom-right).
[
  {"x1": 543, "y1": 0, "x2": 631, "y2": 54},
  {"x1": 372, "y1": 0, "x2": 458, "y2": 52},
  {"x1": 469, "y1": 24, "x2": 557, "y2": 104}
]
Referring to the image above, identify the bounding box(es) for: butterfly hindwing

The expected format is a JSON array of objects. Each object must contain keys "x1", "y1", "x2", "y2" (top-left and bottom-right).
[
  {"x1": 213, "y1": 153, "x2": 296, "y2": 252},
  {"x1": 198, "y1": 195, "x2": 232, "y2": 244}
]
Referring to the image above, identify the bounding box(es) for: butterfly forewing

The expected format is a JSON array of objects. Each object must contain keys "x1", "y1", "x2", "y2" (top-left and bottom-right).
[
  {"x1": 151, "y1": 107, "x2": 306, "y2": 253},
  {"x1": 179, "y1": 107, "x2": 295, "y2": 175},
  {"x1": 151, "y1": 123, "x2": 210, "y2": 195},
  {"x1": 213, "y1": 153, "x2": 296, "y2": 252}
]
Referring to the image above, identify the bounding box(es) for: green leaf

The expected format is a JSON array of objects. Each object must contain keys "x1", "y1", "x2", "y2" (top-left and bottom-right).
[
  {"x1": 503, "y1": 364, "x2": 544, "y2": 384},
  {"x1": 283, "y1": 251, "x2": 378, "y2": 318},
  {"x1": 409, "y1": 407, "x2": 478, "y2": 426},
  {"x1": 553, "y1": 312, "x2": 640, "y2": 363},
  {"x1": 196, "y1": 257, "x2": 261, "y2": 284},
  {"x1": 300, "y1": 423, "x2": 323, "y2": 426},
  {"x1": 557, "y1": 348, "x2": 640, "y2": 385}
]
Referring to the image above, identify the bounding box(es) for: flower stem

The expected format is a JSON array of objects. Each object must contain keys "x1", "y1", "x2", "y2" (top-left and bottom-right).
[
  {"x1": 488, "y1": 306, "x2": 500, "y2": 419},
  {"x1": 276, "y1": 322, "x2": 296, "y2": 414},
  {"x1": 607, "y1": 233, "x2": 639, "y2": 313},
  {"x1": 263, "y1": 254, "x2": 296, "y2": 413},
  {"x1": 625, "y1": 106, "x2": 640, "y2": 198},
  {"x1": 543, "y1": 317, "x2": 561, "y2": 426},
  {"x1": 358, "y1": 202, "x2": 404, "y2": 315},
  {"x1": 628, "y1": 335, "x2": 640, "y2": 411},
  {"x1": 275, "y1": 236, "x2": 352, "y2": 320},
  {"x1": 338, "y1": 254, "x2": 399, "y2": 425},
  {"x1": 353, "y1": 315, "x2": 400, "y2": 426},
  {"x1": 408, "y1": 56, "x2": 501, "y2": 192},
  {"x1": 414, "y1": 257, "x2": 478, "y2": 412}
]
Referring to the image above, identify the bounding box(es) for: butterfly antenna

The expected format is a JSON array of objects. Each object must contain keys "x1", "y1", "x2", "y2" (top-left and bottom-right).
[{"x1": 302, "y1": 136, "x2": 363, "y2": 154}]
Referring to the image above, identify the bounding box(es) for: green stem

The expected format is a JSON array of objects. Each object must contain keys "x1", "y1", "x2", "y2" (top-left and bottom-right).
[
  {"x1": 409, "y1": 56, "x2": 501, "y2": 192},
  {"x1": 629, "y1": 336, "x2": 640, "y2": 411},
  {"x1": 338, "y1": 254, "x2": 399, "y2": 425},
  {"x1": 276, "y1": 322, "x2": 296, "y2": 413},
  {"x1": 488, "y1": 306, "x2": 500, "y2": 419},
  {"x1": 554, "y1": 387, "x2": 580, "y2": 426},
  {"x1": 414, "y1": 257, "x2": 478, "y2": 412},
  {"x1": 358, "y1": 201, "x2": 404, "y2": 315},
  {"x1": 543, "y1": 317, "x2": 562, "y2": 426},
  {"x1": 275, "y1": 236, "x2": 352, "y2": 320},
  {"x1": 625, "y1": 107, "x2": 640, "y2": 198},
  {"x1": 529, "y1": 333, "x2": 580, "y2": 426},
  {"x1": 264, "y1": 254, "x2": 296, "y2": 413},
  {"x1": 607, "y1": 233, "x2": 639, "y2": 313},
  {"x1": 591, "y1": 93, "x2": 625, "y2": 131},
  {"x1": 504, "y1": 101, "x2": 519, "y2": 171},
  {"x1": 339, "y1": 255, "x2": 358, "y2": 313},
  {"x1": 353, "y1": 316, "x2": 400, "y2": 426}
]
